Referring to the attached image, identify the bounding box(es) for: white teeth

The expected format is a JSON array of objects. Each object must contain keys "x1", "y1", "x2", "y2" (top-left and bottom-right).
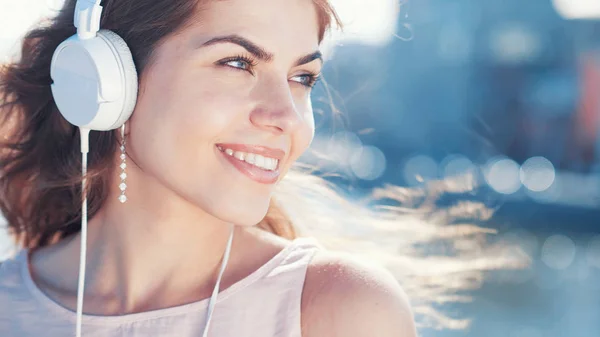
[
  {"x1": 254, "y1": 155, "x2": 265, "y2": 167},
  {"x1": 220, "y1": 147, "x2": 279, "y2": 171},
  {"x1": 234, "y1": 151, "x2": 245, "y2": 161},
  {"x1": 245, "y1": 153, "x2": 256, "y2": 164}
]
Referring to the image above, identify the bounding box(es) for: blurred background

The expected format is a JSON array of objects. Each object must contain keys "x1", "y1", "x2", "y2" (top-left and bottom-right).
[{"x1": 2, "y1": 0, "x2": 600, "y2": 336}]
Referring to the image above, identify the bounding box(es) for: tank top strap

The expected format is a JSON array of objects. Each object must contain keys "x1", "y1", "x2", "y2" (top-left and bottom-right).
[{"x1": 265, "y1": 235, "x2": 322, "y2": 279}]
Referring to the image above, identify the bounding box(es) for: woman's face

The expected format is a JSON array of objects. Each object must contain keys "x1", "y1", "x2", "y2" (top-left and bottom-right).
[{"x1": 128, "y1": 0, "x2": 322, "y2": 225}]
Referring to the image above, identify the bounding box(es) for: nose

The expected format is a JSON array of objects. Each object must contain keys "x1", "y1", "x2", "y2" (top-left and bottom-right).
[{"x1": 249, "y1": 75, "x2": 303, "y2": 134}]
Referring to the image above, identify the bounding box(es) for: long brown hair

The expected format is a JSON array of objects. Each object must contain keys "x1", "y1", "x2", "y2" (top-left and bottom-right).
[{"x1": 0, "y1": 0, "x2": 526, "y2": 329}]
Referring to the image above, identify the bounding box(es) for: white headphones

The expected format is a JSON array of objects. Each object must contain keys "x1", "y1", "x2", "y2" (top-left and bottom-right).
[
  {"x1": 49, "y1": 1, "x2": 233, "y2": 336},
  {"x1": 50, "y1": 0, "x2": 138, "y2": 132}
]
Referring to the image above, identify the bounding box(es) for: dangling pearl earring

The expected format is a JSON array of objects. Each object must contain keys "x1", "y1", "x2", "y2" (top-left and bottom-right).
[{"x1": 118, "y1": 123, "x2": 128, "y2": 203}]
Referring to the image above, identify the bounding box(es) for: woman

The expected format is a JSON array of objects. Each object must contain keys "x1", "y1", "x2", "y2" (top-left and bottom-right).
[{"x1": 0, "y1": 0, "x2": 418, "y2": 336}]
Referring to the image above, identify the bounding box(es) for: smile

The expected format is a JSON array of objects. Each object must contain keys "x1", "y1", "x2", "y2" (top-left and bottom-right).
[
  {"x1": 217, "y1": 145, "x2": 279, "y2": 171},
  {"x1": 215, "y1": 144, "x2": 285, "y2": 184}
]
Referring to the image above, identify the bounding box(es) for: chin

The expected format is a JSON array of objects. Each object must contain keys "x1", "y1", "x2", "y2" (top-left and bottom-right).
[{"x1": 216, "y1": 201, "x2": 271, "y2": 227}]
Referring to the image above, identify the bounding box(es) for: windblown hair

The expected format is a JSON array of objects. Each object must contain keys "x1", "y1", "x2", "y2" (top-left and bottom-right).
[{"x1": 0, "y1": 0, "x2": 526, "y2": 329}]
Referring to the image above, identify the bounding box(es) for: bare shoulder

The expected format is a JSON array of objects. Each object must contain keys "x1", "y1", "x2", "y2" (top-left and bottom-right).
[{"x1": 301, "y1": 249, "x2": 417, "y2": 337}]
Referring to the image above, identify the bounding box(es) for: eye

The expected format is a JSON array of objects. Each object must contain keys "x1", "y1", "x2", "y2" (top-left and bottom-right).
[
  {"x1": 290, "y1": 73, "x2": 321, "y2": 88},
  {"x1": 216, "y1": 55, "x2": 257, "y2": 74},
  {"x1": 226, "y1": 59, "x2": 250, "y2": 71}
]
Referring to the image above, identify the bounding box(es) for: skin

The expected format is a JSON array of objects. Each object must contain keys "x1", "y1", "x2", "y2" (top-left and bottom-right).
[{"x1": 29, "y1": 0, "x2": 417, "y2": 335}]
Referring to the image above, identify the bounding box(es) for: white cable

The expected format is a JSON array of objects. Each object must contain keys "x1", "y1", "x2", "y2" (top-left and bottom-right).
[
  {"x1": 202, "y1": 223, "x2": 235, "y2": 337},
  {"x1": 76, "y1": 127, "x2": 90, "y2": 337}
]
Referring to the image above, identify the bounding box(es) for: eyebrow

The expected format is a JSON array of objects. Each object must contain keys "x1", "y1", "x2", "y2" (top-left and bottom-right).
[{"x1": 199, "y1": 34, "x2": 323, "y2": 67}]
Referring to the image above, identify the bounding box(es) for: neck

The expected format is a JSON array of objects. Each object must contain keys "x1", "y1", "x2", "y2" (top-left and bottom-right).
[
  {"x1": 34, "y1": 165, "x2": 247, "y2": 315},
  {"x1": 85, "y1": 209, "x2": 234, "y2": 313}
]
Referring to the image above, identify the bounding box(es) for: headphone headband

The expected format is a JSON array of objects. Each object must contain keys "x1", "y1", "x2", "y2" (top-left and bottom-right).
[{"x1": 74, "y1": 0, "x2": 103, "y2": 39}]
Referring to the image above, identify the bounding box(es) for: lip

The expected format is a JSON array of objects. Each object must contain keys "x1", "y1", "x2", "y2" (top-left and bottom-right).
[
  {"x1": 215, "y1": 144, "x2": 284, "y2": 184},
  {"x1": 215, "y1": 143, "x2": 286, "y2": 161}
]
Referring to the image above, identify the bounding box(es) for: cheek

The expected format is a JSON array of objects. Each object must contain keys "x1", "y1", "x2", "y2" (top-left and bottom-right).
[
  {"x1": 131, "y1": 67, "x2": 249, "y2": 173},
  {"x1": 166, "y1": 71, "x2": 252, "y2": 142}
]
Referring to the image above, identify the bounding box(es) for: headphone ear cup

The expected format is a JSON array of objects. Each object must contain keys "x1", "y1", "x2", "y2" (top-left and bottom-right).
[
  {"x1": 96, "y1": 29, "x2": 139, "y2": 130},
  {"x1": 50, "y1": 29, "x2": 139, "y2": 131}
]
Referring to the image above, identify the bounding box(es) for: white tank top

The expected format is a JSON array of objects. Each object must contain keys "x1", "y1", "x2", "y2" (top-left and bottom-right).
[{"x1": 0, "y1": 236, "x2": 322, "y2": 337}]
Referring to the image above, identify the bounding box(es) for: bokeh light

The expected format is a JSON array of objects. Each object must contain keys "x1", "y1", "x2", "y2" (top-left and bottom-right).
[
  {"x1": 541, "y1": 234, "x2": 577, "y2": 270},
  {"x1": 441, "y1": 154, "x2": 478, "y2": 180},
  {"x1": 403, "y1": 155, "x2": 438, "y2": 186},
  {"x1": 552, "y1": 0, "x2": 600, "y2": 19},
  {"x1": 484, "y1": 157, "x2": 522, "y2": 194},
  {"x1": 520, "y1": 156, "x2": 556, "y2": 192},
  {"x1": 525, "y1": 173, "x2": 562, "y2": 204},
  {"x1": 349, "y1": 145, "x2": 387, "y2": 181},
  {"x1": 326, "y1": 131, "x2": 363, "y2": 165},
  {"x1": 489, "y1": 24, "x2": 542, "y2": 65}
]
